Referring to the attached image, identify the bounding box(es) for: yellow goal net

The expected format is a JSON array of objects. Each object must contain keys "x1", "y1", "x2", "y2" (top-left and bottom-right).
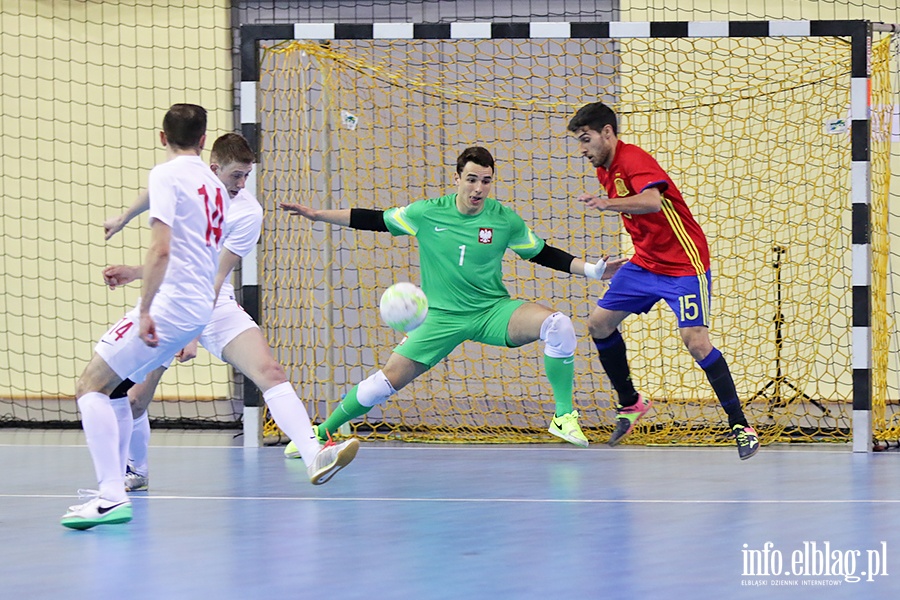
[{"x1": 255, "y1": 28, "x2": 897, "y2": 445}]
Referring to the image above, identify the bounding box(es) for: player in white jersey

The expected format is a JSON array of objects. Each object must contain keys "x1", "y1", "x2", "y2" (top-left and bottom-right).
[
  {"x1": 101, "y1": 133, "x2": 359, "y2": 491},
  {"x1": 62, "y1": 104, "x2": 231, "y2": 530}
]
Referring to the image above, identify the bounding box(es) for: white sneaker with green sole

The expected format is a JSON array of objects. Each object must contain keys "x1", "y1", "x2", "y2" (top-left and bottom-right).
[{"x1": 61, "y1": 493, "x2": 132, "y2": 530}]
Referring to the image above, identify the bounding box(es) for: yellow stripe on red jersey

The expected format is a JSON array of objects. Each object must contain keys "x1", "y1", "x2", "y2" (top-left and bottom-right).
[{"x1": 595, "y1": 141, "x2": 709, "y2": 276}]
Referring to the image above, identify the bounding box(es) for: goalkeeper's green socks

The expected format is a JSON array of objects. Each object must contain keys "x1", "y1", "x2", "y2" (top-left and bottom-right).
[
  {"x1": 544, "y1": 354, "x2": 575, "y2": 416},
  {"x1": 319, "y1": 385, "x2": 370, "y2": 440}
]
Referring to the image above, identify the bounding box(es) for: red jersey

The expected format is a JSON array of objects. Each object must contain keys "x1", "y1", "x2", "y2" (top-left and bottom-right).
[{"x1": 596, "y1": 140, "x2": 710, "y2": 276}]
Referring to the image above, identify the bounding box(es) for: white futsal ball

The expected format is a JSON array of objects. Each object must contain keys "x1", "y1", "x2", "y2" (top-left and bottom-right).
[{"x1": 379, "y1": 282, "x2": 428, "y2": 333}]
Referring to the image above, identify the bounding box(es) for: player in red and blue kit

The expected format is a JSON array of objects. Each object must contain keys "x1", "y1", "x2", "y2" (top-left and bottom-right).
[{"x1": 567, "y1": 101, "x2": 759, "y2": 459}]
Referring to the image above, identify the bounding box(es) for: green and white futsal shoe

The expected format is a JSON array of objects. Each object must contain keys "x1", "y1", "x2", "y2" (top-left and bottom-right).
[{"x1": 61, "y1": 491, "x2": 132, "y2": 530}]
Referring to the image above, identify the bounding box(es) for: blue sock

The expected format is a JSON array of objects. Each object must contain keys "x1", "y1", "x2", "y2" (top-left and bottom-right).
[
  {"x1": 594, "y1": 330, "x2": 638, "y2": 406},
  {"x1": 698, "y1": 348, "x2": 747, "y2": 428}
]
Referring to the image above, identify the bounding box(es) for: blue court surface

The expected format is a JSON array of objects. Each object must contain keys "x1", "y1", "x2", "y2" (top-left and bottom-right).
[{"x1": 2, "y1": 431, "x2": 899, "y2": 599}]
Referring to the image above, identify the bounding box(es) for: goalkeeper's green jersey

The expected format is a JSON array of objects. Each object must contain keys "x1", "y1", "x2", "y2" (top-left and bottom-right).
[{"x1": 383, "y1": 193, "x2": 545, "y2": 314}]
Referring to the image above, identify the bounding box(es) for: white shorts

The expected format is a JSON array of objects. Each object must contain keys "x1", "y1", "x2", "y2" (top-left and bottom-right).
[
  {"x1": 198, "y1": 293, "x2": 259, "y2": 361},
  {"x1": 95, "y1": 296, "x2": 210, "y2": 384}
]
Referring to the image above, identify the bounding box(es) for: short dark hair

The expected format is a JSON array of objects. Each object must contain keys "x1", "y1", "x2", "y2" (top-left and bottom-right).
[
  {"x1": 210, "y1": 132, "x2": 255, "y2": 166},
  {"x1": 162, "y1": 103, "x2": 207, "y2": 149},
  {"x1": 456, "y1": 146, "x2": 495, "y2": 174},
  {"x1": 567, "y1": 102, "x2": 618, "y2": 136}
]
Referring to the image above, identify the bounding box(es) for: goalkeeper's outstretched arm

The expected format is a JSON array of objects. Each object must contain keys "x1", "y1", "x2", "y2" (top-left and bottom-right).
[
  {"x1": 280, "y1": 202, "x2": 352, "y2": 226},
  {"x1": 528, "y1": 243, "x2": 627, "y2": 281},
  {"x1": 281, "y1": 202, "x2": 388, "y2": 231},
  {"x1": 280, "y1": 203, "x2": 390, "y2": 232}
]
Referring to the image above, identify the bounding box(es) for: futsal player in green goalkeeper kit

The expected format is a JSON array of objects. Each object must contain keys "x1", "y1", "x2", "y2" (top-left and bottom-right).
[{"x1": 281, "y1": 146, "x2": 626, "y2": 450}]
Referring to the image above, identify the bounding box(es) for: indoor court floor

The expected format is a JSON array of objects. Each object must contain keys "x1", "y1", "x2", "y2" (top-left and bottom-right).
[{"x1": 2, "y1": 430, "x2": 899, "y2": 599}]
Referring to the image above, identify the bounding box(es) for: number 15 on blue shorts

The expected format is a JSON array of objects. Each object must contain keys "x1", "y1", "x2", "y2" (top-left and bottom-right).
[{"x1": 598, "y1": 261, "x2": 712, "y2": 328}]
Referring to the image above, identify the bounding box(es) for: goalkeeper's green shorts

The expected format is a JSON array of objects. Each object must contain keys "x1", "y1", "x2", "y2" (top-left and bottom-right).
[{"x1": 392, "y1": 298, "x2": 526, "y2": 368}]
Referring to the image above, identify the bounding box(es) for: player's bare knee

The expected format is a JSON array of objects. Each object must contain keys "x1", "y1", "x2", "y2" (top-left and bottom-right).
[
  {"x1": 680, "y1": 328, "x2": 713, "y2": 360},
  {"x1": 130, "y1": 396, "x2": 152, "y2": 418},
  {"x1": 587, "y1": 316, "x2": 614, "y2": 340},
  {"x1": 540, "y1": 311, "x2": 577, "y2": 358},
  {"x1": 74, "y1": 376, "x2": 91, "y2": 399},
  {"x1": 687, "y1": 343, "x2": 714, "y2": 362},
  {"x1": 129, "y1": 387, "x2": 154, "y2": 417},
  {"x1": 129, "y1": 397, "x2": 144, "y2": 419},
  {"x1": 357, "y1": 370, "x2": 397, "y2": 408},
  {"x1": 256, "y1": 359, "x2": 288, "y2": 391}
]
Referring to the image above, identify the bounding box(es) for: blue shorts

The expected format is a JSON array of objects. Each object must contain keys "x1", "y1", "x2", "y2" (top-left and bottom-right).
[{"x1": 598, "y1": 262, "x2": 712, "y2": 328}]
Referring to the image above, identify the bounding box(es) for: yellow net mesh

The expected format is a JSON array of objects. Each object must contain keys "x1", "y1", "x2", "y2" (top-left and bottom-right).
[
  {"x1": 258, "y1": 34, "x2": 895, "y2": 445},
  {"x1": 872, "y1": 35, "x2": 900, "y2": 442}
]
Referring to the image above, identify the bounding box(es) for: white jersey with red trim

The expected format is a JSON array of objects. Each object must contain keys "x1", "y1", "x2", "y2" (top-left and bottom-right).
[
  {"x1": 219, "y1": 187, "x2": 263, "y2": 299},
  {"x1": 146, "y1": 155, "x2": 230, "y2": 326}
]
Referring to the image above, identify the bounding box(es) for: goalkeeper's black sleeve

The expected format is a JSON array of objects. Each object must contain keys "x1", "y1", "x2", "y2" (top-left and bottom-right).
[
  {"x1": 528, "y1": 244, "x2": 576, "y2": 273},
  {"x1": 349, "y1": 208, "x2": 389, "y2": 232}
]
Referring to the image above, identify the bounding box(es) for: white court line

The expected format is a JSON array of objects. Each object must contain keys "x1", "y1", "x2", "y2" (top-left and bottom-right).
[
  {"x1": 0, "y1": 443, "x2": 854, "y2": 454},
  {"x1": 0, "y1": 444, "x2": 254, "y2": 448},
  {"x1": 1, "y1": 493, "x2": 898, "y2": 504}
]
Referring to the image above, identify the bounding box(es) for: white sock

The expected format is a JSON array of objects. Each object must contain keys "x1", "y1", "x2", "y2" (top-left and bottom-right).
[
  {"x1": 263, "y1": 381, "x2": 321, "y2": 465},
  {"x1": 108, "y1": 396, "x2": 134, "y2": 480},
  {"x1": 129, "y1": 410, "x2": 151, "y2": 476},
  {"x1": 77, "y1": 392, "x2": 128, "y2": 502}
]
